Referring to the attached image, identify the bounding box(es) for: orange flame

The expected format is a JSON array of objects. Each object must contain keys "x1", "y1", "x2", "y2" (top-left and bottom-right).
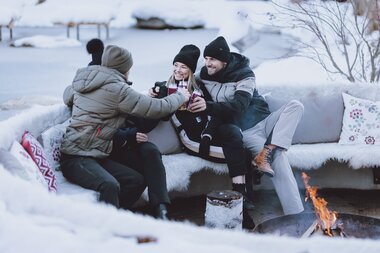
[{"x1": 302, "y1": 172, "x2": 337, "y2": 236}]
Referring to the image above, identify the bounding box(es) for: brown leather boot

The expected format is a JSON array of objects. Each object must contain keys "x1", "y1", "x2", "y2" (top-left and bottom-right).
[{"x1": 252, "y1": 145, "x2": 275, "y2": 177}]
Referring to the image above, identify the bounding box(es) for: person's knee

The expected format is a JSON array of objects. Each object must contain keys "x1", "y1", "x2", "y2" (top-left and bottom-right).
[
  {"x1": 287, "y1": 100, "x2": 304, "y2": 114},
  {"x1": 218, "y1": 124, "x2": 243, "y2": 140},
  {"x1": 99, "y1": 179, "x2": 120, "y2": 194},
  {"x1": 133, "y1": 173, "x2": 146, "y2": 188},
  {"x1": 140, "y1": 142, "x2": 161, "y2": 158}
]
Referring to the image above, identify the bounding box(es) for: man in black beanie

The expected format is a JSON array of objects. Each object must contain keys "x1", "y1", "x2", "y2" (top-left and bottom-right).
[
  {"x1": 188, "y1": 36, "x2": 305, "y2": 229},
  {"x1": 86, "y1": 38, "x2": 104, "y2": 66}
]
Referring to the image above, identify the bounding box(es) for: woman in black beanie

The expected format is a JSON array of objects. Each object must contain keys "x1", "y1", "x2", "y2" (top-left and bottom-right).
[
  {"x1": 148, "y1": 44, "x2": 209, "y2": 141},
  {"x1": 152, "y1": 44, "x2": 202, "y2": 97}
]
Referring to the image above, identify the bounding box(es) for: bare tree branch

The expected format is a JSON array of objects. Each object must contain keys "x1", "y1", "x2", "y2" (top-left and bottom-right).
[{"x1": 271, "y1": 0, "x2": 380, "y2": 83}]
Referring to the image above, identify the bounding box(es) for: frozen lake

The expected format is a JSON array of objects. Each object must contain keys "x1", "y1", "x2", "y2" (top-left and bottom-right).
[{"x1": 0, "y1": 26, "x2": 295, "y2": 120}]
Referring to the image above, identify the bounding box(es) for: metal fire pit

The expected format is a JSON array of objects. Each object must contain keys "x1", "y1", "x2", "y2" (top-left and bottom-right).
[{"x1": 253, "y1": 212, "x2": 380, "y2": 239}]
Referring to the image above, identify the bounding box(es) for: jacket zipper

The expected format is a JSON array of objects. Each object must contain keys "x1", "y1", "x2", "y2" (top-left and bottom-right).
[{"x1": 215, "y1": 83, "x2": 223, "y2": 102}]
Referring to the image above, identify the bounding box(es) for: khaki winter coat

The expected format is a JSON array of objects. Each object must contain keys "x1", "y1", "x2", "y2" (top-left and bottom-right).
[{"x1": 61, "y1": 65, "x2": 186, "y2": 158}]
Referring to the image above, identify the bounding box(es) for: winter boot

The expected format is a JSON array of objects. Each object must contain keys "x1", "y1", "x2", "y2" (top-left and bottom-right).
[
  {"x1": 232, "y1": 183, "x2": 255, "y2": 210},
  {"x1": 252, "y1": 145, "x2": 275, "y2": 177},
  {"x1": 154, "y1": 204, "x2": 169, "y2": 220},
  {"x1": 242, "y1": 208, "x2": 255, "y2": 230}
]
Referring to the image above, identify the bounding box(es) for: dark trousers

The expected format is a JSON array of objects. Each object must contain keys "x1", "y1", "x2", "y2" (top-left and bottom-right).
[
  {"x1": 213, "y1": 124, "x2": 248, "y2": 178},
  {"x1": 180, "y1": 117, "x2": 248, "y2": 178},
  {"x1": 110, "y1": 142, "x2": 170, "y2": 207},
  {"x1": 60, "y1": 154, "x2": 145, "y2": 210}
]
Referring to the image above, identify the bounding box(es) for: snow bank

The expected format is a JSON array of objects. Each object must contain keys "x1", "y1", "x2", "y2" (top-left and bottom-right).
[
  {"x1": 1, "y1": 164, "x2": 380, "y2": 253},
  {"x1": 12, "y1": 35, "x2": 81, "y2": 48},
  {"x1": 0, "y1": 104, "x2": 70, "y2": 150}
]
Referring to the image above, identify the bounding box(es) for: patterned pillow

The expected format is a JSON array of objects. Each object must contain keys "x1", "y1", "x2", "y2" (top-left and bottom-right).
[
  {"x1": 339, "y1": 93, "x2": 380, "y2": 145},
  {"x1": 21, "y1": 131, "x2": 57, "y2": 192},
  {"x1": 8, "y1": 141, "x2": 48, "y2": 188},
  {"x1": 38, "y1": 119, "x2": 70, "y2": 170}
]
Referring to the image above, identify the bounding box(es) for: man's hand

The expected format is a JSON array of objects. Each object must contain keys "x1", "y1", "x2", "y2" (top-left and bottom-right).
[
  {"x1": 136, "y1": 132, "x2": 148, "y2": 143},
  {"x1": 189, "y1": 96, "x2": 206, "y2": 112}
]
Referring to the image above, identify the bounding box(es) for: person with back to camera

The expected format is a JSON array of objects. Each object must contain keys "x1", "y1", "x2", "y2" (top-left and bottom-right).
[
  {"x1": 189, "y1": 36, "x2": 305, "y2": 218},
  {"x1": 60, "y1": 45, "x2": 190, "y2": 211},
  {"x1": 84, "y1": 39, "x2": 176, "y2": 220}
]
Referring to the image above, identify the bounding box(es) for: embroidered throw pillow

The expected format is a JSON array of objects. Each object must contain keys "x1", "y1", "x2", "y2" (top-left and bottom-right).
[
  {"x1": 21, "y1": 131, "x2": 57, "y2": 192},
  {"x1": 38, "y1": 119, "x2": 70, "y2": 170},
  {"x1": 8, "y1": 141, "x2": 48, "y2": 188},
  {"x1": 339, "y1": 93, "x2": 380, "y2": 145}
]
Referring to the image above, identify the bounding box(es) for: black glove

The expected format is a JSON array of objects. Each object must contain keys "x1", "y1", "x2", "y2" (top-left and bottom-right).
[
  {"x1": 153, "y1": 81, "x2": 168, "y2": 98},
  {"x1": 199, "y1": 136, "x2": 211, "y2": 158},
  {"x1": 113, "y1": 127, "x2": 137, "y2": 148}
]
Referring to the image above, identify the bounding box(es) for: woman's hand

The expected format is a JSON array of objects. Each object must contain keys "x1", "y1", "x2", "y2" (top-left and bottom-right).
[
  {"x1": 189, "y1": 96, "x2": 206, "y2": 112},
  {"x1": 136, "y1": 132, "x2": 148, "y2": 143}
]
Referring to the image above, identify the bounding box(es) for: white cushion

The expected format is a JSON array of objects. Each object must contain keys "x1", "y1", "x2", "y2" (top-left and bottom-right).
[
  {"x1": 0, "y1": 148, "x2": 31, "y2": 181},
  {"x1": 9, "y1": 140, "x2": 48, "y2": 189},
  {"x1": 339, "y1": 93, "x2": 380, "y2": 145}
]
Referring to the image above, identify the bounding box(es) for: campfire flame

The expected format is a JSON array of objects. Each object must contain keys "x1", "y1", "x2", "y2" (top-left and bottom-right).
[{"x1": 302, "y1": 172, "x2": 337, "y2": 236}]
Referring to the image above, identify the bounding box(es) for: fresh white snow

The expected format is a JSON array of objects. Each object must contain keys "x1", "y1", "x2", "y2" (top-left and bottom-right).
[{"x1": 1, "y1": 0, "x2": 379, "y2": 252}]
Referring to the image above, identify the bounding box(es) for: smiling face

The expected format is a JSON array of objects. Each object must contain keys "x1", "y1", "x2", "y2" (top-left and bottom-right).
[
  {"x1": 204, "y1": 56, "x2": 226, "y2": 76},
  {"x1": 173, "y1": 62, "x2": 191, "y2": 81}
]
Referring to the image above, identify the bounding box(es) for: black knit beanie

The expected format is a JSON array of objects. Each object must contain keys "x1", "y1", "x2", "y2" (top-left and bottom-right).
[
  {"x1": 173, "y1": 44, "x2": 200, "y2": 73},
  {"x1": 86, "y1": 38, "x2": 104, "y2": 66},
  {"x1": 203, "y1": 36, "x2": 231, "y2": 63}
]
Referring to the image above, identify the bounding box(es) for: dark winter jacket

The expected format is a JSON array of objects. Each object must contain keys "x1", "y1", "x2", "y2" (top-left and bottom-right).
[
  {"x1": 113, "y1": 117, "x2": 159, "y2": 149},
  {"x1": 152, "y1": 80, "x2": 209, "y2": 141},
  {"x1": 197, "y1": 52, "x2": 270, "y2": 131}
]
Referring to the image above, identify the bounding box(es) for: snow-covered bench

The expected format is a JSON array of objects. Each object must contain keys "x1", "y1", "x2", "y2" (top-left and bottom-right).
[
  {"x1": 151, "y1": 82, "x2": 380, "y2": 195},
  {"x1": 1, "y1": 82, "x2": 379, "y2": 205},
  {"x1": 258, "y1": 82, "x2": 380, "y2": 191},
  {"x1": 132, "y1": 2, "x2": 205, "y2": 30},
  {"x1": 15, "y1": 0, "x2": 116, "y2": 40}
]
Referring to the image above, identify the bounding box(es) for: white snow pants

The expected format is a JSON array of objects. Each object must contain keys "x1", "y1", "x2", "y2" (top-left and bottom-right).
[{"x1": 243, "y1": 100, "x2": 304, "y2": 215}]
